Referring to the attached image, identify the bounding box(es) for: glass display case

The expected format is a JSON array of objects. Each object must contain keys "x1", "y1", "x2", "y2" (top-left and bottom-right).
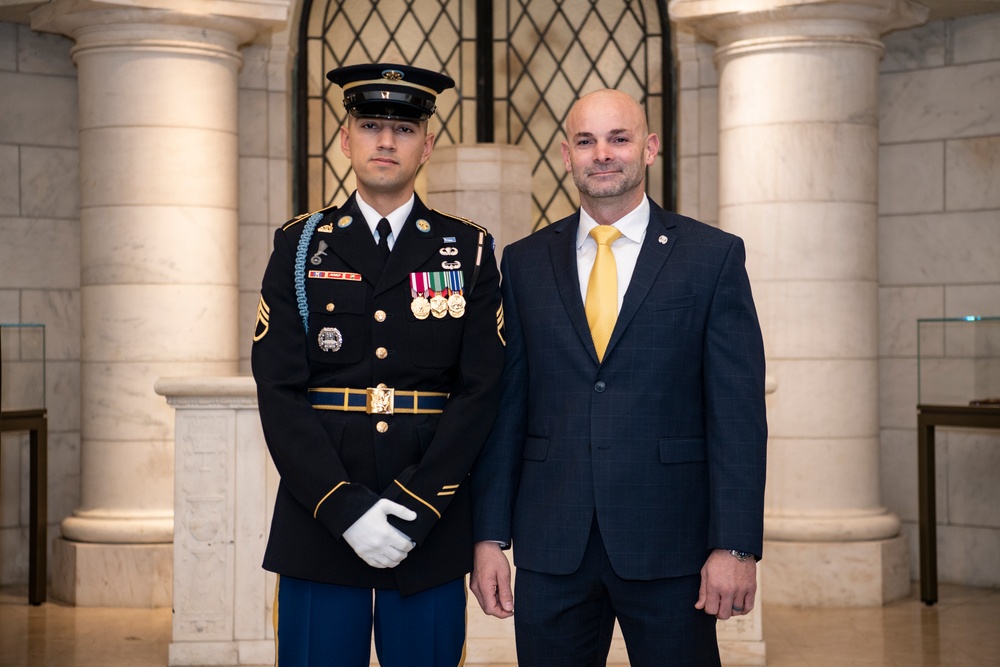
[{"x1": 917, "y1": 316, "x2": 1000, "y2": 407}]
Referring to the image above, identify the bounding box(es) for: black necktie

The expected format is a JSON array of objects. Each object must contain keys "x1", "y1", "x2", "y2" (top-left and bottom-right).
[{"x1": 376, "y1": 218, "x2": 392, "y2": 262}]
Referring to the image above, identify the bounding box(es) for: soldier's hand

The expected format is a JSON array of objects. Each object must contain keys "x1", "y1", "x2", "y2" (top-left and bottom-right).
[{"x1": 342, "y1": 499, "x2": 417, "y2": 568}]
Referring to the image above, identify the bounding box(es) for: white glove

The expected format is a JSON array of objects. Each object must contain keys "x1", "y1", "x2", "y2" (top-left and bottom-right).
[{"x1": 342, "y1": 499, "x2": 417, "y2": 569}]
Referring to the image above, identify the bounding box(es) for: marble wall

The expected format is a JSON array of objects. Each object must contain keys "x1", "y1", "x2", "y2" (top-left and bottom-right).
[
  {"x1": 877, "y1": 13, "x2": 1000, "y2": 588},
  {"x1": 1, "y1": 9, "x2": 998, "y2": 593},
  {"x1": 0, "y1": 23, "x2": 81, "y2": 587}
]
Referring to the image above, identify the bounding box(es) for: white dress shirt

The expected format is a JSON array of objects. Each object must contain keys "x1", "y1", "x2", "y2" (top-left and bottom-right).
[
  {"x1": 575, "y1": 197, "x2": 650, "y2": 314},
  {"x1": 356, "y1": 192, "x2": 415, "y2": 250}
]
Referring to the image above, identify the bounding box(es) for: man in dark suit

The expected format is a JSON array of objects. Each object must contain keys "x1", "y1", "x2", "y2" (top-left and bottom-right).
[
  {"x1": 470, "y1": 89, "x2": 767, "y2": 666},
  {"x1": 252, "y1": 63, "x2": 504, "y2": 667}
]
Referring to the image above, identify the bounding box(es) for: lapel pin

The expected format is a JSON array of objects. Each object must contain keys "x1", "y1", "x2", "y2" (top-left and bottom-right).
[
  {"x1": 337, "y1": 216, "x2": 353, "y2": 228},
  {"x1": 658, "y1": 235, "x2": 668, "y2": 244},
  {"x1": 416, "y1": 219, "x2": 431, "y2": 233}
]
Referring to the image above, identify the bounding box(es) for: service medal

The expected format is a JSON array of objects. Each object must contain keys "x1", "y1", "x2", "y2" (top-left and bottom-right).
[
  {"x1": 409, "y1": 272, "x2": 431, "y2": 320},
  {"x1": 447, "y1": 270, "x2": 466, "y2": 318},
  {"x1": 429, "y1": 271, "x2": 449, "y2": 319}
]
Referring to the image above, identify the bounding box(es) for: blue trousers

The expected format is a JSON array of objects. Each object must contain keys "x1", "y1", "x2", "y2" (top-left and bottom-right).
[{"x1": 274, "y1": 575, "x2": 467, "y2": 667}]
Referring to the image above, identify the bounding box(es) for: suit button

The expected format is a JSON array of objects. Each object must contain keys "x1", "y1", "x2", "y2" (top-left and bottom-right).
[
  {"x1": 375, "y1": 347, "x2": 388, "y2": 359},
  {"x1": 594, "y1": 381, "x2": 606, "y2": 392},
  {"x1": 376, "y1": 421, "x2": 389, "y2": 433},
  {"x1": 325, "y1": 303, "x2": 335, "y2": 312},
  {"x1": 374, "y1": 310, "x2": 387, "y2": 322}
]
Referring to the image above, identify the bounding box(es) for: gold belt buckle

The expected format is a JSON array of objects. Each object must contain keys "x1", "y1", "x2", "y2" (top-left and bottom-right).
[{"x1": 367, "y1": 384, "x2": 394, "y2": 415}]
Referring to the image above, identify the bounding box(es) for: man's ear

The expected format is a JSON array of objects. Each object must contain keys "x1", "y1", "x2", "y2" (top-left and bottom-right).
[{"x1": 340, "y1": 123, "x2": 351, "y2": 158}]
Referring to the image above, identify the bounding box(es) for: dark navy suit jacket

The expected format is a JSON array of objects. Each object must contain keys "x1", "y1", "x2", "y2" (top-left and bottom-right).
[{"x1": 472, "y1": 198, "x2": 767, "y2": 579}]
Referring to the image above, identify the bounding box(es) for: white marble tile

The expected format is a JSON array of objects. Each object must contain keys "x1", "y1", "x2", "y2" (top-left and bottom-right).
[
  {"x1": 239, "y1": 88, "x2": 268, "y2": 157},
  {"x1": 0, "y1": 291, "x2": 18, "y2": 321},
  {"x1": 0, "y1": 218, "x2": 80, "y2": 289},
  {"x1": 697, "y1": 154, "x2": 718, "y2": 224},
  {"x1": 267, "y1": 90, "x2": 289, "y2": 160},
  {"x1": 0, "y1": 525, "x2": 27, "y2": 584},
  {"x1": 879, "y1": 426, "x2": 949, "y2": 524},
  {"x1": 0, "y1": 144, "x2": 17, "y2": 215},
  {"x1": 268, "y1": 157, "x2": 291, "y2": 224},
  {"x1": 880, "y1": 20, "x2": 946, "y2": 73},
  {"x1": 918, "y1": 357, "x2": 978, "y2": 405},
  {"x1": 698, "y1": 86, "x2": 718, "y2": 154},
  {"x1": 878, "y1": 212, "x2": 1000, "y2": 286},
  {"x1": 676, "y1": 155, "x2": 700, "y2": 219},
  {"x1": 16, "y1": 24, "x2": 75, "y2": 76},
  {"x1": 936, "y1": 523, "x2": 1000, "y2": 588},
  {"x1": 697, "y1": 41, "x2": 718, "y2": 87},
  {"x1": 945, "y1": 284, "x2": 1000, "y2": 319},
  {"x1": 46, "y1": 359, "x2": 81, "y2": 432},
  {"x1": 880, "y1": 61, "x2": 1000, "y2": 143},
  {"x1": 945, "y1": 136, "x2": 1000, "y2": 211},
  {"x1": 952, "y1": 12, "x2": 1000, "y2": 64},
  {"x1": 239, "y1": 222, "x2": 271, "y2": 292},
  {"x1": 239, "y1": 156, "x2": 269, "y2": 224},
  {"x1": 238, "y1": 43, "x2": 269, "y2": 90},
  {"x1": 0, "y1": 72, "x2": 78, "y2": 147},
  {"x1": 47, "y1": 430, "x2": 81, "y2": 523},
  {"x1": 878, "y1": 357, "x2": 918, "y2": 430},
  {"x1": 677, "y1": 89, "x2": 700, "y2": 157},
  {"x1": 20, "y1": 146, "x2": 79, "y2": 220},
  {"x1": 20, "y1": 290, "x2": 80, "y2": 360},
  {"x1": 946, "y1": 430, "x2": 1000, "y2": 528},
  {"x1": 0, "y1": 23, "x2": 15, "y2": 72},
  {"x1": 878, "y1": 286, "x2": 944, "y2": 357},
  {"x1": 0, "y1": 434, "x2": 22, "y2": 527},
  {"x1": 878, "y1": 141, "x2": 944, "y2": 215}
]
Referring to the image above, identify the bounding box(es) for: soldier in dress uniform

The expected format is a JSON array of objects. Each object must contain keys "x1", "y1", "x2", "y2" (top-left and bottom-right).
[{"x1": 251, "y1": 63, "x2": 505, "y2": 667}]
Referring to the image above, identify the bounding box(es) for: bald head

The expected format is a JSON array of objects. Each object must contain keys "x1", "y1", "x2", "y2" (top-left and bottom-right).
[{"x1": 561, "y1": 89, "x2": 659, "y2": 223}]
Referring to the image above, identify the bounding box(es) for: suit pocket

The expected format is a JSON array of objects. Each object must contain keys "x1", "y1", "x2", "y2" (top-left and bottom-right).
[
  {"x1": 658, "y1": 437, "x2": 706, "y2": 464},
  {"x1": 523, "y1": 436, "x2": 549, "y2": 461},
  {"x1": 650, "y1": 293, "x2": 696, "y2": 311}
]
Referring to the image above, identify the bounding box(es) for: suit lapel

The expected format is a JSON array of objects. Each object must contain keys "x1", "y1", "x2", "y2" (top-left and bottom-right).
[
  {"x1": 604, "y1": 201, "x2": 679, "y2": 357},
  {"x1": 374, "y1": 197, "x2": 440, "y2": 297},
  {"x1": 547, "y1": 214, "x2": 600, "y2": 362},
  {"x1": 324, "y1": 195, "x2": 384, "y2": 287}
]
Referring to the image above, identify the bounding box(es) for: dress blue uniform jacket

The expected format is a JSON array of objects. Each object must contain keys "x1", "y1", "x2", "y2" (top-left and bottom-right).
[
  {"x1": 253, "y1": 193, "x2": 504, "y2": 595},
  {"x1": 472, "y1": 198, "x2": 767, "y2": 579}
]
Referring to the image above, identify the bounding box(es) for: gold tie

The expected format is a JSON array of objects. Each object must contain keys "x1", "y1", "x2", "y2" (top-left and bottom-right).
[{"x1": 585, "y1": 225, "x2": 622, "y2": 362}]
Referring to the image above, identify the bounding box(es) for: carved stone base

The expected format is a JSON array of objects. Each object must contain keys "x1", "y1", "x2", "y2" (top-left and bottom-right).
[{"x1": 51, "y1": 538, "x2": 172, "y2": 607}]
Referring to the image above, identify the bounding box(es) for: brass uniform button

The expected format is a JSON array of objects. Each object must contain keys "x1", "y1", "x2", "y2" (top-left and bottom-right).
[
  {"x1": 326, "y1": 303, "x2": 335, "y2": 312},
  {"x1": 374, "y1": 310, "x2": 387, "y2": 322},
  {"x1": 375, "y1": 347, "x2": 388, "y2": 359},
  {"x1": 376, "y1": 421, "x2": 389, "y2": 433}
]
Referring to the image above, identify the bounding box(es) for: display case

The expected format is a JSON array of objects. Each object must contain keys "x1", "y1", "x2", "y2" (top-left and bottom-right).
[
  {"x1": 1, "y1": 323, "x2": 46, "y2": 412},
  {"x1": 917, "y1": 316, "x2": 1000, "y2": 407},
  {"x1": 915, "y1": 315, "x2": 1000, "y2": 606}
]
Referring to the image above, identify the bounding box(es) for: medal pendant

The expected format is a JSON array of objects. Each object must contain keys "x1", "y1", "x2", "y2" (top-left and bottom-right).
[
  {"x1": 430, "y1": 293, "x2": 449, "y2": 319},
  {"x1": 411, "y1": 296, "x2": 431, "y2": 320},
  {"x1": 447, "y1": 293, "x2": 466, "y2": 318}
]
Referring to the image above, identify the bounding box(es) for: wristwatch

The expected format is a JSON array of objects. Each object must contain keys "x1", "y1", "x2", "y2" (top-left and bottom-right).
[{"x1": 729, "y1": 550, "x2": 756, "y2": 562}]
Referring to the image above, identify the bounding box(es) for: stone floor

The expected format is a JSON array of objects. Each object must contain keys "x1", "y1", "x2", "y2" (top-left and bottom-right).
[{"x1": 1, "y1": 583, "x2": 998, "y2": 666}]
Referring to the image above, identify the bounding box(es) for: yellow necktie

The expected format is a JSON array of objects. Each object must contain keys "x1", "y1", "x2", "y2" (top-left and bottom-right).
[{"x1": 585, "y1": 225, "x2": 622, "y2": 362}]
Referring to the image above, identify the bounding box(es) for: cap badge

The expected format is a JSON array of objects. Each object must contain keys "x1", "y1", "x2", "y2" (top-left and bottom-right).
[{"x1": 382, "y1": 69, "x2": 404, "y2": 81}]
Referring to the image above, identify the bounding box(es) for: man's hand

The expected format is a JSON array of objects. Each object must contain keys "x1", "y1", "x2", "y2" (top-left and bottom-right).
[
  {"x1": 469, "y1": 541, "x2": 514, "y2": 618},
  {"x1": 695, "y1": 549, "x2": 757, "y2": 620},
  {"x1": 342, "y1": 499, "x2": 417, "y2": 569}
]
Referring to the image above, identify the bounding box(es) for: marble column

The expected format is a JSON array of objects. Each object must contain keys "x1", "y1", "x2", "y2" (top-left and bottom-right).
[
  {"x1": 670, "y1": 0, "x2": 926, "y2": 605},
  {"x1": 30, "y1": 0, "x2": 284, "y2": 606}
]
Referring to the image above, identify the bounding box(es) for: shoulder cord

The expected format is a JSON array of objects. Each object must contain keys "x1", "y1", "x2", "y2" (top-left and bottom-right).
[{"x1": 294, "y1": 212, "x2": 324, "y2": 334}]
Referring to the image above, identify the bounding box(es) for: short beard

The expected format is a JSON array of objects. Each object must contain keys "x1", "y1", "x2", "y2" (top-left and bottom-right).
[{"x1": 572, "y1": 161, "x2": 645, "y2": 200}]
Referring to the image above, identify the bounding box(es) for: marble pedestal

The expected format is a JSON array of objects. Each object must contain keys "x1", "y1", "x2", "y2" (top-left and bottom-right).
[{"x1": 51, "y1": 539, "x2": 172, "y2": 607}]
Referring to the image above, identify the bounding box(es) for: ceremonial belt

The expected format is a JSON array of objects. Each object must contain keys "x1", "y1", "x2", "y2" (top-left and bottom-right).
[{"x1": 308, "y1": 384, "x2": 448, "y2": 415}]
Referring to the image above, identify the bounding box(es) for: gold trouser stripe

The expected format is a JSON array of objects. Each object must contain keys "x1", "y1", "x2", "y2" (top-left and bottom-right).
[
  {"x1": 394, "y1": 480, "x2": 441, "y2": 519},
  {"x1": 313, "y1": 481, "x2": 347, "y2": 518}
]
